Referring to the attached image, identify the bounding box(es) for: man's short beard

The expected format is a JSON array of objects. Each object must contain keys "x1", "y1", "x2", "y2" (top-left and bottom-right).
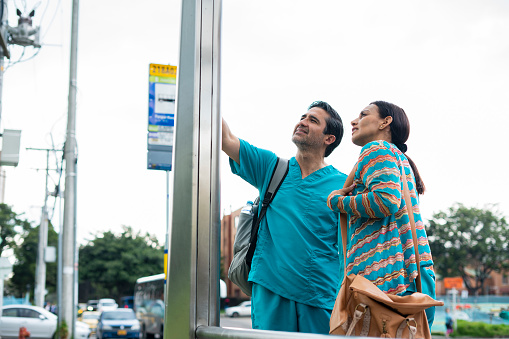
[{"x1": 292, "y1": 136, "x2": 314, "y2": 151}]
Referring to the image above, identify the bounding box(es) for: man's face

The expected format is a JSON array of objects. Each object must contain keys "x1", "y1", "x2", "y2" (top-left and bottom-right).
[{"x1": 292, "y1": 107, "x2": 330, "y2": 150}]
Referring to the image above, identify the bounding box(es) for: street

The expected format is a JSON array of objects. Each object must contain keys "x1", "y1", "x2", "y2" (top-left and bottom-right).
[{"x1": 219, "y1": 314, "x2": 252, "y2": 329}]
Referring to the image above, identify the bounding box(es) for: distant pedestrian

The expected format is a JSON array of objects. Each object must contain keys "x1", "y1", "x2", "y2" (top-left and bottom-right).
[
  {"x1": 500, "y1": 307, "x2": 509, "y2": 320},
  {"x1": 445, "y1": 307, "x2": 454, "y2": 338}
]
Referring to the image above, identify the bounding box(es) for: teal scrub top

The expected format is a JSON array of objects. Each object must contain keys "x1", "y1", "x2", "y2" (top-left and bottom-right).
[{"x1": 230, "y1": 139, "x2": 346, "y2": 309}]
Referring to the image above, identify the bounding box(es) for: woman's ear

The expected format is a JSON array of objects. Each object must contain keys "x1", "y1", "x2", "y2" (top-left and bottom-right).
[{"x1": 379, "y1": 116, "x2": 393, "y2": 130}]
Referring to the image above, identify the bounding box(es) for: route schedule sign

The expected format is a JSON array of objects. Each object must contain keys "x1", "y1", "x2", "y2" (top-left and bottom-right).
[{"x1": 147, "y1": 64, "x2": 177, "y2": 171}]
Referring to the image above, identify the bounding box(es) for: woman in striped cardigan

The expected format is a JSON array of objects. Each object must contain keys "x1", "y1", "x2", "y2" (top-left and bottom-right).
[{"x1": 327, "y1": 101, "x2": 436, "y2": 326}]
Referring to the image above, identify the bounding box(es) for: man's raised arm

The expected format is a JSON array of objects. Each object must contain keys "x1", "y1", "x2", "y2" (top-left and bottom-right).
[{"x1": 222, "y1": 118, "x2": 240, "y2": 164}]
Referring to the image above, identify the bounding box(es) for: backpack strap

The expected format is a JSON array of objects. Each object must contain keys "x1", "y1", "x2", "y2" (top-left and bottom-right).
[{"x1": 246, "y1": 157, "x2": 289, "y2": 267}]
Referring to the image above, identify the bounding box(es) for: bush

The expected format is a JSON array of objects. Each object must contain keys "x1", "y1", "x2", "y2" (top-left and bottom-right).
[
  {"x1": 452, "y1": 319, "x2": 509, "y2": 338},
  {"x1": 58, "y1": 320, "x2": 68, "y2": 339}
]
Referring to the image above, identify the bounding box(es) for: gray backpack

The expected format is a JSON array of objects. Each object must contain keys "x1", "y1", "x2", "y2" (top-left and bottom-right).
[{"x1": 227, "y1": 158, "x2": 289, "y2": 296}]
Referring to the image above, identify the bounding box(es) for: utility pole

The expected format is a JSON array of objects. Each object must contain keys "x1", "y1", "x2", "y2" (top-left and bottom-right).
[
  {"x1": 62, "y1": 0, "x2": 79, "y2": 337},
  {"x1": 0, "y1": 0, "x2": 11, "y2": 128},
  {"x1": 27, "y1": 147, "x2": 62, "y2": 308},
  {"x1": 33, "y1": 149, "x2": 50, "y2": 307}
]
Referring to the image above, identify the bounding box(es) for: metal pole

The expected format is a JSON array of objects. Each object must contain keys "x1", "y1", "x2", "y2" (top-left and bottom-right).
[
  {"x1": 0, "y1": 277, "x2": 4, "y2": 323},
  {"x1": 73, "y1": 163, "x2": 78, "y2": 330},
  {"x1": 164, "y1": 169, "x2": 169, "y2": 303},
  {"x1": 0, "y1": 0, "x2": 9, "y2": 129},
  {"x1": 0, "y1": 257, "x2": 13, "y2": 339},
  {"x1": 57, "y1": 182, "x2": 63, "y2": 323},
  {"x1": 35, "y1": 150, "x2": 50, "y2": 307},
  {"x1": 62, "y1": 0, "x2": 79, "y2": 337},
  {"x1": 0, "y1": 277, "x2": 4, "y2": 339},
  {"x1": 164, "y1": 0, "x2": 221, "y2": 338}
]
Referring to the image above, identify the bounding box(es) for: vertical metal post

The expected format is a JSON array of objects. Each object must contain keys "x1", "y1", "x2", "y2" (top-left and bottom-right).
[
  {"x1": 35, "y1": 150, "x2": 50, "y2": 307},
  {"x1": 0, "y1": 257, "x2": 13, "y2": 338},
  {"x1": 0, "y1": 276, "x2": 3, "y2": 326},
  {"x1": 166, "y1": 170, "x2": 169, "y2": 241},
  {"x1": 62, "y1": 0, "x2": 79, "y2": 337},
  {"x1": 164, "y1": 0, "x2": 221, "y2": 338},
  {"x1": 57, "y1": 186, "x2": 63, "y2": 331},
  {"x1": 73, "y1": 163, "x2": 78, "y2": 330},
  {"x1": 0, "y1": 0, "x2": 9, "y2": 129},
  {"x1": 164, "y1": 170, "x2": 169, "y2": 303}
]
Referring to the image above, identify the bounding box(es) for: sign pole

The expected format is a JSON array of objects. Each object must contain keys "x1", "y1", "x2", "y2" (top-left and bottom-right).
[{"x1": 0, "y1": 257, "x2": 13, "y2": 336}]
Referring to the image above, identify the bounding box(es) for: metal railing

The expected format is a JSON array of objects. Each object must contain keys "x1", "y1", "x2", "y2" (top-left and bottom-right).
[{"x1": 196, "y1": 326, "x2": 332, "y2": 339}]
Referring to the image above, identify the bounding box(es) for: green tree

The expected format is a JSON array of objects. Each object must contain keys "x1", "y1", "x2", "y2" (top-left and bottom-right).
[
  {"x1": 0, "y1": 203, "x2": 31, "y2": 256},
  {"x1": 79, "y1": 226, "x2": 164, "y2": 301},
  {"x1": 11, "y1": 222, "x2": 58, "y2": 299},
  {"x1": 427, "y1": 203, "x2": 509, "y2": 295}
]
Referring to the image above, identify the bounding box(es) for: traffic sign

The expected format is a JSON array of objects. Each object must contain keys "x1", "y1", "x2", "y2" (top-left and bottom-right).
[
  {"x1": 444, "y1": 277, "x2": 463, "y2": 289},
  {"x1": 148, "y1": 64, "x2": 176, "y2": 171}
]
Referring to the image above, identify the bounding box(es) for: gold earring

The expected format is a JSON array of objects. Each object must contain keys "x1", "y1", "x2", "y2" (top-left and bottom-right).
[{"x1": 379, "y1": 125, "x2": 384, "y2": 129}]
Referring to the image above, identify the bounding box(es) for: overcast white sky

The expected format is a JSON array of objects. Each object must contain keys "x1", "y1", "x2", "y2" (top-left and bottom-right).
[{"x1": 2, "y1": 0, "x2": 508, "y2": 246}]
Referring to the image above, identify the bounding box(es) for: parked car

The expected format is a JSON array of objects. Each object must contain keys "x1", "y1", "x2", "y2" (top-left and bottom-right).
[
  {"x1": 78, "y1": 310, "x2": 101, "y2": 336},
  {"x1": 98, "y1": 298, "x2": 119, "y2": 312},
  {"x1": 75, "y1": 322, "x2": 92, "y2": 339},
  {"x1": 225, "y1": 301, "x2": 251, "y2": 318},
  {"x1": 0, "y1": 304, "x2": 91, "y2": 339},
  {"x1": 96, "y1": 309, "x2": 140, "y2": 339}
]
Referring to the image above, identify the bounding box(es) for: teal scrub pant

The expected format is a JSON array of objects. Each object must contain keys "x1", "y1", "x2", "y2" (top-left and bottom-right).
[
  {"x1": 251, "y1": 283, "x2": 332, "y2": 334},
  {"x1": 422, "y1": 268, "x2": 437, "y2": 328},
  {"x1": 402, "y1": 268, "x2": 436, "y2": 328}
]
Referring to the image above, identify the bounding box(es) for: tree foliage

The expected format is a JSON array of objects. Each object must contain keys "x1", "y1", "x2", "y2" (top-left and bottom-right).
[
  {"x1": 0, "y1": 203, "x2": 31, "y2": 257},
  {"x1": 79, "y1": 226, "x2": 164, "y2": 302},
  {"x1": 427, "y1": 203, "x2": 509, "y2": 295},
  {"x1": 11, "y1": 222, "x2": 58, "y2": 299}
]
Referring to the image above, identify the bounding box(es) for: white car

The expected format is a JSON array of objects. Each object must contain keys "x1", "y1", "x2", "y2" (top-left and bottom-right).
[
  {"x1": 0, "y1": 304, "x2": 91, "y2": 339},
  {"x1": 225, "y1": 301, "x2": 251, "y2": 318},
  {"x1": 97, "y1": 298, "x2": 118, "y2": 312}
]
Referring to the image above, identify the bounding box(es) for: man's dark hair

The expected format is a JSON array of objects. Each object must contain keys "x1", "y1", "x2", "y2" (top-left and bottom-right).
[{"x1": 308, "y1": 101, "x2": 344, "y2": 157}]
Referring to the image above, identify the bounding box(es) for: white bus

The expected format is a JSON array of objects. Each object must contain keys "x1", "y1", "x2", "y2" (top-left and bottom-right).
[
  {"x1": 134, "y1": 274, "x2": 226, "y2": 338},
  {"x1": 134, "y1": 274, "x2": 165, "y2": 339}
]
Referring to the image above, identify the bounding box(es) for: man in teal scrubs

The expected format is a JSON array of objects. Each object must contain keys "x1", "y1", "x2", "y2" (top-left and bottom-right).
[{"x1": 222, "y1": 101, "x2": 347, "y2": 334}]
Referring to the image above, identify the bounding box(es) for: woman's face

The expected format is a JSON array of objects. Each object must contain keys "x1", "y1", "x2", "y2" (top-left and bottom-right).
[{"x1": 351, "y1": 104, "x2": 387, "y2": 147}]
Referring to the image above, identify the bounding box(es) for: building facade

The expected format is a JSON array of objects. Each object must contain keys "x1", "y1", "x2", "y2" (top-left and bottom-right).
[{"x1": 221, "y1": 206, "x2": 250, "y2": 301}]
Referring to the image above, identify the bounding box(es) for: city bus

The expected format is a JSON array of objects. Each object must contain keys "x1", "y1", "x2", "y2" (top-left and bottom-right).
[
  {"x1": 134, "y1": 274, "x2": 227, "y2": 339},
  {"x1": 134, "y1": 274, "x2": 165, "y2": 339}
]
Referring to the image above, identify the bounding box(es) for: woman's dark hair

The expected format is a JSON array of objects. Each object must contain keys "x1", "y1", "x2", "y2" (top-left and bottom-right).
[
  {"x1": 308, "y1": 101, "x2": 344, "y2": 157},
  {"x1": 370, "y1": 100, "x2": 426, "y2": 195}
]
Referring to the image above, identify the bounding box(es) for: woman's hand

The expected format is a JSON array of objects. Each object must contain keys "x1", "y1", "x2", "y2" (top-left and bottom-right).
[{"x1": 327, "y1": 184, "x2": 356, "y2": 209}]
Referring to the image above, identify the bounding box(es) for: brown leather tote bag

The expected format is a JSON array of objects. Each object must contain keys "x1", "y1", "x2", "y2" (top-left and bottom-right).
[{"x1": 329, "y1": 164, "x2": 443, "y2": 338}]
